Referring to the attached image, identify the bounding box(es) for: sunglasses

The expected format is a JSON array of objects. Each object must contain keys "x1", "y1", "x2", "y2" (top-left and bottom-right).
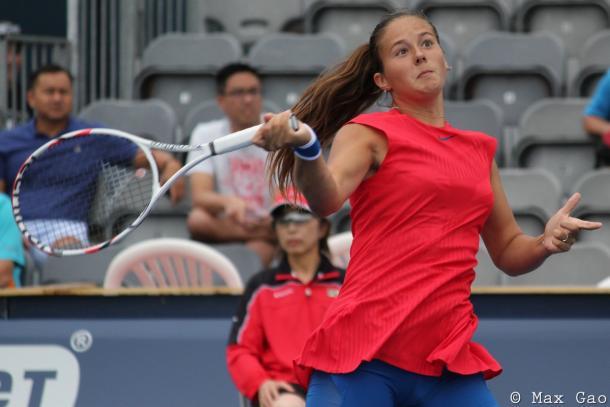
[{"x1": 275, "y1": 211, "x2": 314, "y2": 226}]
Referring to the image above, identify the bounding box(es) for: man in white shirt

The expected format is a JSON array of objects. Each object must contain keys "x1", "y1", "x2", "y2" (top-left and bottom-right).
[{"x1": 186, "y1": 63, "x2": 275, "y2": 266}]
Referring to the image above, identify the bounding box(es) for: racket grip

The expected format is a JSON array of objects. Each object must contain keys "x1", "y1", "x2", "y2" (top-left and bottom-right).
[{"x1": 212, "y1": 124, "x2": 261, "y2": 155}]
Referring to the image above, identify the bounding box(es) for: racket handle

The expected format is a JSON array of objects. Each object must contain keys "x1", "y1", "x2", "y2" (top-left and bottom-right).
[{"x1": 212, "y1": 124, "x2": 261, "y2": 155}]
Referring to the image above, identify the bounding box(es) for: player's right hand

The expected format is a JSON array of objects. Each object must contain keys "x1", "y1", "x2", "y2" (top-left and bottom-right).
[{"x1": 252, "y1": 110, "x2": 311, "y2": 151}]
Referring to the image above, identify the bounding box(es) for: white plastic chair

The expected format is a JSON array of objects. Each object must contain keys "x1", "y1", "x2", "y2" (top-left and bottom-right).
[
  {"x1": 103, "y1": 238, "x2": 244, "y2": 289},
  {"x1": 328, "y1": 232, "x2": 353, "y2": 268}
]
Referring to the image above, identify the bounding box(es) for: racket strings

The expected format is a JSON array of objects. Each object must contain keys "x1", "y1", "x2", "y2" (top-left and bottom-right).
[{"x1": 15, "y1": 133, "x2": 154, "y2": 251}]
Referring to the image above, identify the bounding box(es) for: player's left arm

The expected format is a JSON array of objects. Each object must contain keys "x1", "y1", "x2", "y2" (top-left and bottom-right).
[{"x1": 481, "y1": 162, "x2": 601, "y2": 276}]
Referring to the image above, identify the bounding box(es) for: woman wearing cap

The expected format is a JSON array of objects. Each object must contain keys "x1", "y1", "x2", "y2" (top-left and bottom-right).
[
  {"x1": 251, "y1": 9, "x2": 601, "y2": 407},
  {"x1": 226, "y1": 191, "x2": 344, "y2": 407}
]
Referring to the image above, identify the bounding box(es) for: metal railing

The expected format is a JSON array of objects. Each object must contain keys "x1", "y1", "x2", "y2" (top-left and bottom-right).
[
  {"x1": 0, "y1": 35, "x2": 70, "y2": 128},
  {"x1": 68, "y1": 0, "x2": 202, "y2": 110},
  {"x1": 0, "y1": 0, "x2": 203, "y2": 127}
]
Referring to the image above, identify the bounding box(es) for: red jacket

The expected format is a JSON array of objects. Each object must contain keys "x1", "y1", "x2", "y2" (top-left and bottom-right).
[{"x1": 226, "y1": 255, "x2": 344, "y2": 400}]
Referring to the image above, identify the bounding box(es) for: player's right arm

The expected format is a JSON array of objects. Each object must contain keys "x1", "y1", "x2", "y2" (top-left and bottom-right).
[
  {"x1": 253, "y1": 111, "x2": 386, "y2": 217},
  {"x1": 0, "y1": 180, "x2": 5, "y2": 193}
]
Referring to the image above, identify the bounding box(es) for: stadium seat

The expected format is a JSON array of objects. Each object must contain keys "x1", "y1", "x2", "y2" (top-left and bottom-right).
[
  {"x1": 571, "y1": 170, "x2": 610, "y2": 247},
  {"x1": 328, "y1": 202, "x2": 352, "y2": 235},
  {"x1": 304, "y1": 0, "x2": 400, "y2": 53},
  {"x1": 328, "y1": 231, "x2": 353, "y2": 268},
  {"x1": 474, "y1": 245, "x2": 504, "y2": 286},
  {"x1": 134, "y1": 33, "x2": 242, "y2": 126},
  {"x1": 41, "y1": 244, "x2": 125, "y2": 286},
  {"x1": 411, "y1": 0, "x2": 513, "y2": 56},
  {"x1": 512, "y1": 98, "x2": 596, "y2": 195},
  {"x1": 499, "y1": 168, "x2": 561, "y2": 236},
  {"x1": 514, "y1": 0, "x2": 610, "y2": 62},
  {"x1": 456, "y1": 32, "x2": 566, "y2": 127},
  {"x1": 79, "y1": 98, "x2": 179, "y2": 144},
  {"x1": 247, "y1": 33, "x2": 346, "y2": 109},
  {"x1": 103, "y1": 238, "x2": 244, "y2": 289},
  {"x1": 203, "y1": 0, "x2": 303, "y2": 47},
  {"x1": 504, "y1": 242, "x2": 610, "y2": 286},
  {"x1": 182, "y1": 99, "x2": 281, "y2": 144},
  {"x1": 570, "y1": 30, "x2": 610, "y2": 97},
  {"x1": 444, "y1": 100, "x2": 505, "y2": 164}
]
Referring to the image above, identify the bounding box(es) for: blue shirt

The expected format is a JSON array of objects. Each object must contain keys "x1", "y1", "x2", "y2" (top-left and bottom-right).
[
  {"x1": 0, "y1": 117, "x2": 101, "y2": 191},
  {"x1": 1, "y1": 117, "x2": 137, "y2": 221},
  {"x1": 0, "y1": 193, "x2": 25, "y2": 286},
  {"x1": 584, "y1": 68, "x2": 610, "y2": 120}
]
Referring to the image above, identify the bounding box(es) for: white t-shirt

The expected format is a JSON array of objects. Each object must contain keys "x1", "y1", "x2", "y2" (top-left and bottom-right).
[{"x1": 186, "y1": 118, "x2": 271, "y2": 218}]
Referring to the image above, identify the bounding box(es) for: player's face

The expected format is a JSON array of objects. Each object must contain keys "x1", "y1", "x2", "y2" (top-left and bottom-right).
[
  {"x1": 374, "y1": 16, "x2": 448, "y2": 101},
  {"x1": 218, "y1": 71, "x2": 263, "y2": 129},
  {"x1": 275, "y1": 211, "x2": 326, "y2": 257},
  {"x1": 27, "y1": 72, "x2": 73, "y2": 122}
]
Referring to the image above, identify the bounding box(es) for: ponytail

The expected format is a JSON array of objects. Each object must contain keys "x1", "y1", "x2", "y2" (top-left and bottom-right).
[{"x1": 268, "y1": 44, "x2": 382, "y2": 193}]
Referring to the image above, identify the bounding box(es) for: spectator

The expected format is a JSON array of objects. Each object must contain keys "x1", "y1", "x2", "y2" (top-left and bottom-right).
[
  {"x1": 0, "y1": 192, "x2": 25, "y2": 288},
  {"x1": 226, "y1": 190, "x2": 344, "y2": 407},
  {"x1": 0, "y1": 64, "x2": 183, "y2": 253},
  {"x1": 583, "y1": 68, "x2": 610, "y2": 167},
  {"x1": 186, "y1": 63, "x2": 275, "y2": 266}
]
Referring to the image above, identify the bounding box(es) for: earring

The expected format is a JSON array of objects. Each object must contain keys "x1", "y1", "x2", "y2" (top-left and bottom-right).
[{"x1": 446, "y1": 65, "x2": 453, "y2": 71}]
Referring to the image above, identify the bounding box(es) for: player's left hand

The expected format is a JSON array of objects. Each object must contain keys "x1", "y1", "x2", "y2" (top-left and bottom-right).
[{"x1": 543, "y1": 192, "x2": 602, "y2": 254}]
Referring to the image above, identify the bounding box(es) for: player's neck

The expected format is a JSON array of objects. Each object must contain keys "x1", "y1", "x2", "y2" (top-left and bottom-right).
[
  {"x1": 35, "y1": 116, "x2": 70, "y2": 138},
  {"x1": 287, "y1": 250, "x2": 320, "y2": 284},
  {"x1": 393, "y1": 95, "x2": 445, "y2": 128}
]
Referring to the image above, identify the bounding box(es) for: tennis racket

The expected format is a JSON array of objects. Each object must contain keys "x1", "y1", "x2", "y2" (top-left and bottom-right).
[{"x1": 11, "y1": 125, "x2": 260, "y2": 256}]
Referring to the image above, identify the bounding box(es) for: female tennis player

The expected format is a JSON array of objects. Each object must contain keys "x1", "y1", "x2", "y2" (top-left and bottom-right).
[{"x1": 251, "y1": 9, "x2": 602, "y2": 407}]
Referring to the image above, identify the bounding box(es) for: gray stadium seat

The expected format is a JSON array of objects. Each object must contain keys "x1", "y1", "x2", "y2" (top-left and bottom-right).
[
  {"x1": 134, "y1": 33, "x2": 242, "y2": 126},
  {"x1": 203, "y1": 0, "x2": 303, "y2": 47},
  {"x1": 456, "y1": 32, "x2": 566, "y2": 126},
  {"x1": 571, "y1": 170, "x2": 610, "y2": 247},
  {"x1": 304, "y1": 0, "x2": 400, "y2": 53},
  {"x1": 182, "y1": 99, "x2": 281, "y2": 144},
  {"x1": 514, "y1": 0, "x2": 610, "y2": 62},
  {"x1": 504, "y1": 242, "x2": 610, "y2": 286},
  {"x1": 499, "y1": 168, "x2": 561, "y2": 236},
  {"x1": 512, "y1": 98, "x2": 596, "y2": 196},
  {"x1": 571, "y1": 30, "x2": 610, "y2": 97},
  {"x1": 328, "y1": 202, "x2": 352, "y2": 234},
  {"x1": 444, "y1": 100, "x2": 504, "y2": 164},
  {"x1": 412, "y1": 0, "x2": 513, "y2": 56},
  {"x1": 78, "y1": 99, "x2": 178, "y2": 144},
  {"x1": 477, "y1": 242, "x2": 610, "y2": 286},
  {"x1": 247, "y1": 33, "x2": 346, "y2": 109},
  {"x1": 41, "y1": 244, "x2": 125, "y2": 286},
  {"x1": 474, "y1": 245, "x2": 504, "y2": 286}
]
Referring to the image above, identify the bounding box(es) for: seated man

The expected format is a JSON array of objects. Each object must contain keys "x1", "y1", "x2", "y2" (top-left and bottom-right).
[
  {"x1": 583, "y1": 67, "x2": 610, "y2": 167},
  {"x1": 0, "y1": 193, "x2": 25, "y2": 288},
  {"x1": 227, "y1": 191, "x2": 345, "y2": 407},
  {"x1": 186, "y1": 63, "x2": 275, "y2": 266},
  {"x1": 0, "y1": 64, "x2": 183, "y2": 253}
]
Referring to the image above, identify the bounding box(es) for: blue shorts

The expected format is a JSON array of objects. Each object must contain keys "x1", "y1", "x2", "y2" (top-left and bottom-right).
[{"x1": 306, "y1": 359, "x2": 499, "y2": 407}]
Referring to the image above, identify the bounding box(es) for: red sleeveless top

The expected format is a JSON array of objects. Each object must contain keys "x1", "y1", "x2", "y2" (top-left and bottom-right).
[{"x1": 295, "y1": 109, "x2": 502, "y2": 384}]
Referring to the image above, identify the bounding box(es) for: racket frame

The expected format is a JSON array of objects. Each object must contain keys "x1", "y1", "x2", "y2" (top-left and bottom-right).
[{"x1": 12, "y1": 125, "x2": 260, "y2": 256}]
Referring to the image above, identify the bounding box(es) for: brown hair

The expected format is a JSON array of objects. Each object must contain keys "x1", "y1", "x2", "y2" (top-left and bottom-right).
[{"x1": 268, "y1": 9, "x2": 441, "y2": 193}]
